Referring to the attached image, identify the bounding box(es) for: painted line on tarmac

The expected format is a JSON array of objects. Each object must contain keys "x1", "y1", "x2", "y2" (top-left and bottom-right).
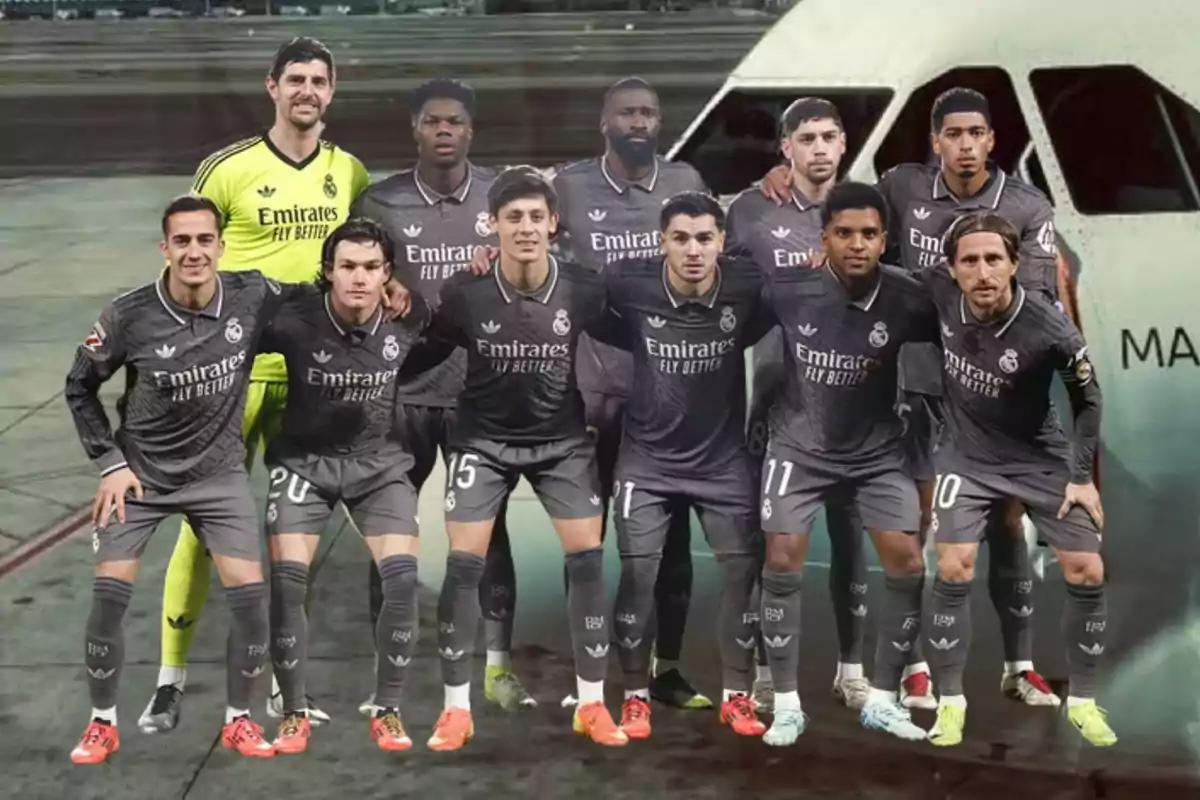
[{"x1": 0, "y1": 506, "x2": 90, "y2": 580}]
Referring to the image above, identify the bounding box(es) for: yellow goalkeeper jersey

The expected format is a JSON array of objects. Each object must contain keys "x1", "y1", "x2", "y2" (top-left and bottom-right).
[{"x1": 191, "y1": 134, "x2": 370, "y2": 382}]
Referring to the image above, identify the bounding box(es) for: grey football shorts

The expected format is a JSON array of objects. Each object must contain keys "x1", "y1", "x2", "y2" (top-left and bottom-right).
[
  {"x1": 759, "y1": 440, "x2": 921, "y2": 535},
  {"x1": 93, "y1": 467, "x2": 259, "y2": 564},
  {"x1": 443, "y1": 435, "x2": 601, "y2": 523},
  {"x1": 265, "y1": 449, "x2": 418, "y2": 537},
  {"x1": 613, "y1": 454, "x2": 759, "y2": 558},
  {"x1": 930, "y1": 468, "x2": 1101, "y2": 553}
]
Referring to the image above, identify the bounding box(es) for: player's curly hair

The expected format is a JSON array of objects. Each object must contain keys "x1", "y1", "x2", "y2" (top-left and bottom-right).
[
  {"x1": 941, "y1": 212, "x2": 1020, "y2": 264},
  {"x1": 409, "y1": 78, "x2": 477, "y2": 124},
  {"x1": 316, "y1": 218, "x2": 396, "y2": 290}
]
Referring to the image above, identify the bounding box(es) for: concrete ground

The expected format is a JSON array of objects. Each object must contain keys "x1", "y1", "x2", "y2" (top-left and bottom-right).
[{"x1": 5, "y1": 177, "x2": 1200, "y2": 798}]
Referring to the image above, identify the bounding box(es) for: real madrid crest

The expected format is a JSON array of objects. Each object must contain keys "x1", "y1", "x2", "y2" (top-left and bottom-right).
[
  {"x1": 225, "y1": 317, "x2": 244, "y2": 344},
  {"x1": 382, "y1": 334, "x2": 400, "y2": 362},
  {"x1": 323, "y1": 174, "x2": 337, "y2": 199},
  {"x1": 868, "y1": 321, "x2": 889, "y2": 348},
  {"x1": 719, "y1": 305, "x2": 737, "y2": 333},
  {"x1": 999, "y1": 348, "x2": 1020, "y2": 374},
  {"x1": 475, "y1": 211, "x2": 492, "y2": 238},
  {"x1": 552, "y1": 309, "x2": 571, "y2": 336}
]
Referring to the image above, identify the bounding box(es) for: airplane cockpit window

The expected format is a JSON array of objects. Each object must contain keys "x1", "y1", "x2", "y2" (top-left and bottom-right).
[
  {"x1": 1030, "y1": 66, "x2": 1200, "y2": 215},
  {"x1": 671, "y1": 89, "x2": 893, "y2": 197},
  {"x1": 873, "y1": 68, "x2": 1031, "y2": 177}
]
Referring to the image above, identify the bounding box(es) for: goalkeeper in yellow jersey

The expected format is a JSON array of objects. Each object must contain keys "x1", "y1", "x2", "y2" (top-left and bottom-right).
[{"x1": 139, "y1": 36, "x2": 369, "y2": 734}]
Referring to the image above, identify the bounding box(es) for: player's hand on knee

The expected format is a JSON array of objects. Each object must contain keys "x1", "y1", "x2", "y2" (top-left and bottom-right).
[
  {"x1": 381, "y1": 279, "x2": 413, "y2": 320},
  {"x1": 1059, "y1": 481, "x2": 1104, "y2": 530},
  {"x1": 758, "y1": 164, "x2": 792, "y2": 205},
  {"x1": 93, "y1": 467, "x2": 143, "y2": 529},
  {"x1": 470, "y1": 245, "x2": 498, "y2": 276}
]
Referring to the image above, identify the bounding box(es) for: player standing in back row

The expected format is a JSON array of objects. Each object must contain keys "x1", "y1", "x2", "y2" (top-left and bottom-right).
[
  {"x1": 758, "y1": 88, "x2": 1060, "y2": 708},
  {"x1": 353, "y1": 80, "x2": 538, "y2": 714},
  {"x1": 524, "y1": 77, "x2": 710, "y2": 707},
  {"x1": 145, "y1": 37, "x2": 369, "y2": 734},
  {"x1": 725, "y1": 97, "x2": 874, "y2": 713}
]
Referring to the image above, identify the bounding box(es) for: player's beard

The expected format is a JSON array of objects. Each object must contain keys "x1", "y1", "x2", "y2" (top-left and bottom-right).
[{"x1": 607, "y1": 131, "x2": 658, "y2": 170}]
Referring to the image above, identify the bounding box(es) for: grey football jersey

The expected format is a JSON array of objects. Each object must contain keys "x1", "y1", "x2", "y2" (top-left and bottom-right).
[
  {"x1": 606, "y1": 256, "x2": 772, "y2": 477},
  {"x1": 766, "y1": 265, "x2": 940, "y2": 465},
  {"x1": 927, "y1": 267, "x2": 1086, "y2": 477},
  {"x1": 878, "y1": 163, "x2": 1059, "y2": 396},
  {"x1": 65, "y1": 270, "x2": 290, "y2": 491},
  {"x1": 258, "y1": 284, "x2": 428, "y2": 459},
  {"x1": 353, "y1": 164, "x2": 497, "y2": 407},
  {"x1": 419, "y1": 257, "x2": 608, "y2": 445},
  {"x1": 553, "y1": 156, "x2": 707, "y2": 398},
  {"x1": 725, "y1": 186, "x2": 824, "y2": 395}
]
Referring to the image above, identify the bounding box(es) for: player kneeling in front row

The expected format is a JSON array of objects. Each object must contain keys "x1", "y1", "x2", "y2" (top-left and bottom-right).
[
  {"x1": 65, "y1": 196, "x2": 309, "y2": 764},
  {"x1": 259, "y1": 219, "x2": 431, "y2": 754},
  {"x1": 923, "y1": 213, "x2": 1115, "y2": 747},
  {"x1": 756, "y1": 183, "x2": 935, "y2": 746},
  {"x1": 404, "y1": 167, "x2": 627, "y2": 750}
]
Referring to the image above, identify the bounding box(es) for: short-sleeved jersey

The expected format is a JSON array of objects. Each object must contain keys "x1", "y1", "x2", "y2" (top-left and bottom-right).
[
  {"x1": 258, "y1": 284, "x2": 428, "y2": 459},
  {"x1": 65, "y1": 270, "x2": 291, "y2": 491},
  {"x1": 353, "y1": 164, "x2": 497, "y2": 408},
  {"x1": 877, "y1": 163, "x2": 1057, "y2": 296},
  {"x1": 927, "y1": 267, "x2": 1086, "y2": 476},
  {"x1": 766, "y1": 264, "x2": 940, "y2": 465},
  {"x1": 191, "y1": 135, "x2": 370, "y2": 382},
  {"x1": 724, "y1": 185, "x2": 824, "y2": 390},
  {"x1": 605, "y1": 256, "x2": 771, "y2": 477},
  {"x1": 878, "y1": 163, "x2": 1059, "y2": 396},
  {"x1": 422, "y1": 257, "x2": 606, "y2": 446},
  {"x1": 552, "y1": 156, "x2": 707, "y2": 397}
]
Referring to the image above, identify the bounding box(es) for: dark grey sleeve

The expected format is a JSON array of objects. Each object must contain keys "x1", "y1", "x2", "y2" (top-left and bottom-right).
[
  {"x1": 1018, "y1": 198, "x2": 1060, "y2": 302},
  {"x1": 743, "y1": 272, "x2": 779, "y2": 345},
  {"x1": 551, "y1": 172, "x2": 575, "y2": 260},
  {"x1": 723, "y1": 198, "x2": 753, "y2": 259},
  {"x1": 64, "y1": 304, "x2": 129, "y2": 476},
  {"x1": 397, "y1": 291, "x2": 462, "y2": 379},
  {"x1": 1053, "y1": 330, "x2": 1102, "y2": 483}
]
